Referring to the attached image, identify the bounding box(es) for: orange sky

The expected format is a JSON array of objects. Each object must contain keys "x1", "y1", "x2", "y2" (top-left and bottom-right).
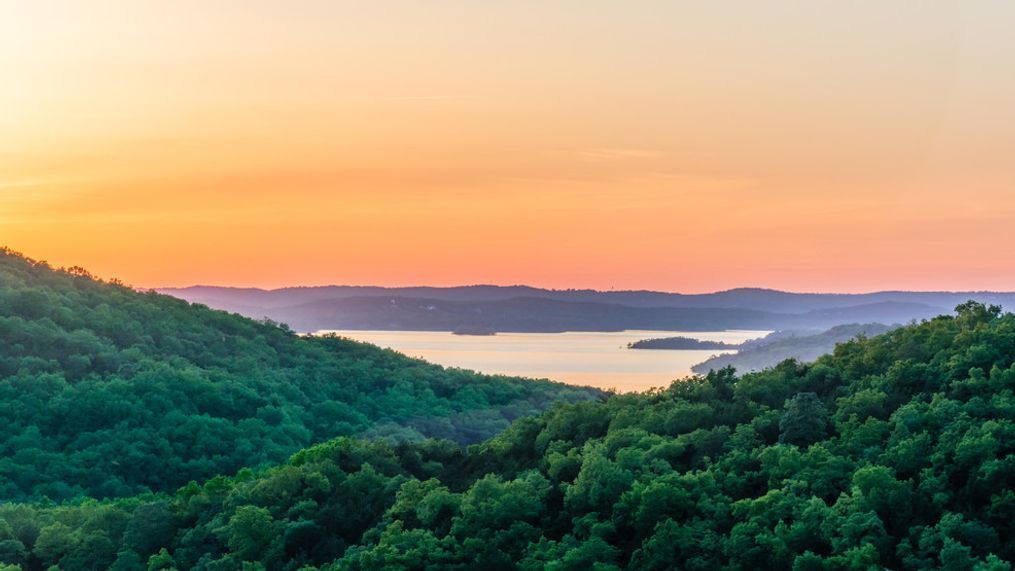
[{"x1": 3, "y1": 1, "x2": 1015, "y2": 292}]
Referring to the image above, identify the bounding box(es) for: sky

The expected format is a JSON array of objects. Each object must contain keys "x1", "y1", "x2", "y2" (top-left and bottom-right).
[{"x1": 3, "y1": 0, "x2": 1015, "y2": 293}]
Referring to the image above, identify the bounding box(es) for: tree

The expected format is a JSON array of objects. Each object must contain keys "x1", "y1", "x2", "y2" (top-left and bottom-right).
[
  {"x1": 123, "y1": 501, "x2": 176, "y2": 557},
  {"x1": 147, "y1": 548, "x2": 177, "y2": 571},
  {"x1": 228, "y1": 506, "x2": 277, "y2": 562},
  {"x1": 780, "y1": 392, "x2": 829, "y2": 446},
  {"x1": 33, "y1": 522, "x2": 77, "y2": 568}
]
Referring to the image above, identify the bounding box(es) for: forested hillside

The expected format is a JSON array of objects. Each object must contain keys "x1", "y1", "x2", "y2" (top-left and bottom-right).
[
  {"x1": 692, "y1": 323, "x2": 897, "y2": 374},
  {"x1": 5, "y1": 302, "x2": 1014, "y2": 569},
  {"x1": 0, "y1": 249, "x2": 598, "y2": 501}
]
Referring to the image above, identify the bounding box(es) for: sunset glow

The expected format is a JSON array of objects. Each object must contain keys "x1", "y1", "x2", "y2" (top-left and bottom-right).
[{"x1": 4, "y1": 1, "x2": 1015, "y2": 292}]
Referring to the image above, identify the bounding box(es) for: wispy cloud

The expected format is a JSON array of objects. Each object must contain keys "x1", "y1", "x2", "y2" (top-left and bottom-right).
[
  {"x1": 543, "y1": 148, "x2": 669, "y2": 162},
  {"x1": 381, "y1": 94, "x2": 476, "y2": 101},
  {"x1": 575, "y1": 148, "x2": 668, "y2": 160},
  {"x1": 0, "y1": 178, "x2": 58, "y2": 190}
]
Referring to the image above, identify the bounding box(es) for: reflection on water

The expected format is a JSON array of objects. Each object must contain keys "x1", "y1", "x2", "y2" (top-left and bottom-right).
[{"x1": 316, "y1": 329, "x2": 769, "y2": 393}]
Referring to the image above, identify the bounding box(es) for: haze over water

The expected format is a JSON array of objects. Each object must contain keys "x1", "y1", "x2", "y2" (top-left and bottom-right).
[{"x1": 320, "y1": 329, "x2": 769, "y2": 392}]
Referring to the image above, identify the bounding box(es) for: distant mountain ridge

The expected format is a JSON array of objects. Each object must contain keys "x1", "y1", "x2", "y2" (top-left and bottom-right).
[
  {"x1": 160, "y1": 284, "x2": 1015, "y2": 333},
  {"x1": 163, "y1": 284, "x2": 1015, "y2": 311}
]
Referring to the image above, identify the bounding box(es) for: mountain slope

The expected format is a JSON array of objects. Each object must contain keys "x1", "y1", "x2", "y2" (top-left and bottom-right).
[
  {"x1": 0, "y1": 248, "x2": 599, "y2": 501},
  {"x1": 6, "y1": 303, "x2": 1014, "y2": 569},
  {"x1": 692, "y1": 322, "x2": 898, "y2": 374}
]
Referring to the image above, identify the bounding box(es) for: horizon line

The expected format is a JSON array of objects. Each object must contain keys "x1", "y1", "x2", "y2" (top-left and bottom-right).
[{"x1": 152, "y1": 283, "x2": 1015, "y2": 297}]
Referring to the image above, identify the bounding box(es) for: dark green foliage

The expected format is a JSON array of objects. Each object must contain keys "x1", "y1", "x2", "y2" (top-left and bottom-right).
[
  {"x1": 779, "y1": 392, "x2": 829, "y2": 446},
  {"x1": 4, "y1": 302, "x2": 1015, "y2": 569},
  {"x1": 0, "y1": 248, "x2": 599, "y2": 501}
]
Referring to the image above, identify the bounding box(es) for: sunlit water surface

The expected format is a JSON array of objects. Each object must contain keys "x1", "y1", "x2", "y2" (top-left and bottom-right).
[{"x1": 316, "y1": 329, "x2": 770, "y2": 393}]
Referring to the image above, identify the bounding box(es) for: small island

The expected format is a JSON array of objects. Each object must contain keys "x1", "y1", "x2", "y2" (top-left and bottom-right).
[
  {"x1": 451, "y1": 326, "x2": 498, "y2": 336},
  {"x1": 628, "y1": 336, "x2": 739, "y2": 350}
]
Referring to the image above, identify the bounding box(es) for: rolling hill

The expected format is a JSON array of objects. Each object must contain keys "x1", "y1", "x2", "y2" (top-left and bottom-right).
[
  {"x1": 4, "y1": 302, "x2": 1013, "y2": 569},
  {"x1": 0, "y1": 248, "x2": 599, "y2": 501}
]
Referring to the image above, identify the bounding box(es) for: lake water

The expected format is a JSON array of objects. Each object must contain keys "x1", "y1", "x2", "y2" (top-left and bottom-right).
[{"x1": 317, "y1": 329, "x2": 770, "y2": 392}]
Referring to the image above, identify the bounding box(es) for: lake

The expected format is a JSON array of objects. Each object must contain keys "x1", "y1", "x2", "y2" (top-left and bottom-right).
[{"x1": 317, "y1": 329, "x2": 770, "y2": 392}]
